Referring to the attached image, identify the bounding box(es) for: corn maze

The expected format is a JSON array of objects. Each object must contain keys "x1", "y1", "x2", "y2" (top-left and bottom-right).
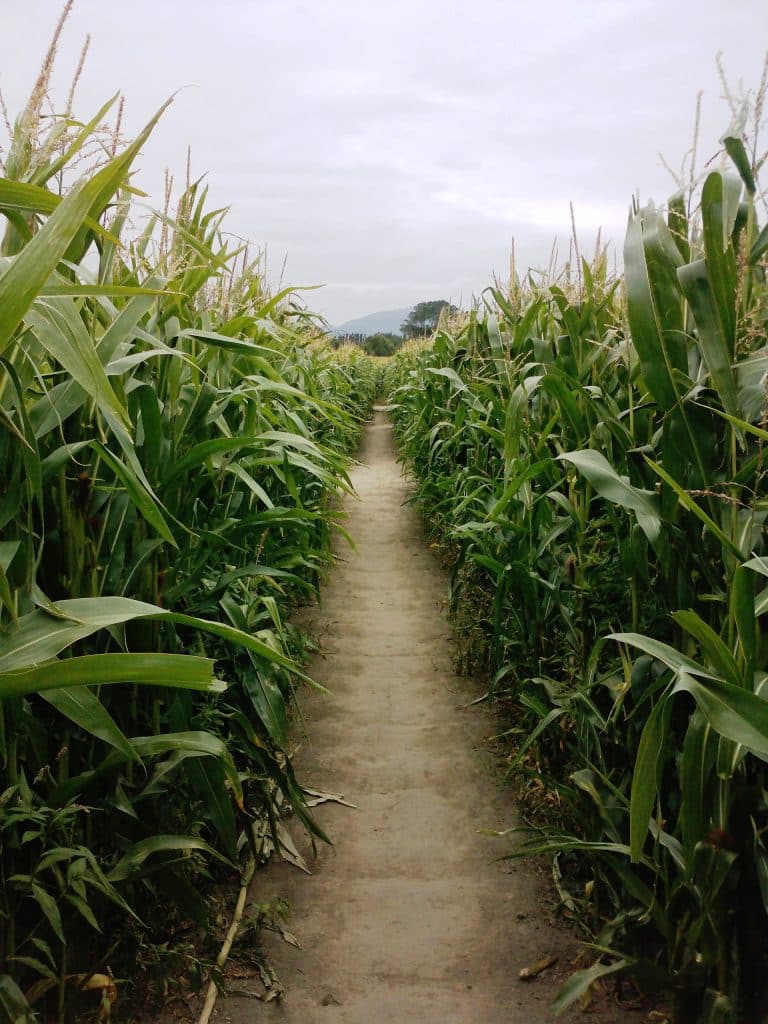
[{"x1": 1, "y1": 13, "x2": 767, "y2": 1024}]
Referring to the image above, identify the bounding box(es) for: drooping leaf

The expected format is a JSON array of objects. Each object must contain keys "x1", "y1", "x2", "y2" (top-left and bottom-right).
[
  {"x1": 0, "y1": 652, "x2": 221, "y2": 698},
  {"x1": 108, "y1": 835, "x2": 235, "y2": 882},
  {"x1": 558, "y1": 449, "x2": 661, "y2": 542},
  {"x1": 552, "y1": 959, "x2": 629, "y2": 1015}
]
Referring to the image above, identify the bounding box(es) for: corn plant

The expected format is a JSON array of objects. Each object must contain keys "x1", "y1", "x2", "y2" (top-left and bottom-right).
[
  {"x1": 387, "y1": 97, "x2": 768, "y2": 1022},
  {"x1": 0, "y1": 38, "x2": 376, "y2": 1020}
]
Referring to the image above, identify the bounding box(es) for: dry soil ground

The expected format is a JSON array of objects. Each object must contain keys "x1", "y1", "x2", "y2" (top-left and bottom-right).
[{"x1": 221, "y1": 409, "x2": 647, "y2": 1024}]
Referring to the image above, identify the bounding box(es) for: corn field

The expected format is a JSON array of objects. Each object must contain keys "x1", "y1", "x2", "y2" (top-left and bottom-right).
[
  {"x1": 0, "y1": 61, "x2": 378, "y2": 1021},
  {"x1": 4, "y1": 11, "x2": 768, "y2": 1024},
  {"x1": 386, "y1": 107, "x2": 768, "y2": 1021}
]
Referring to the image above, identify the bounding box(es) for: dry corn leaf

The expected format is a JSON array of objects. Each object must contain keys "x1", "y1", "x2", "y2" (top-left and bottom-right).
[{"x1": 518, "y1": 954, "x2": 558, "y2": 980}]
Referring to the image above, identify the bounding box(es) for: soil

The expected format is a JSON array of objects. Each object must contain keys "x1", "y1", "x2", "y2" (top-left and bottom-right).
[{"x1": 219, "y1": 409, "x2": 649, "y2": 1024}]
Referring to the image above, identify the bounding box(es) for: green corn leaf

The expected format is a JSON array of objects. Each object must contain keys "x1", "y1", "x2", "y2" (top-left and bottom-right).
[
  {"x1": 502, "y1": 380, "x2": 536, "y2": 470},
  {"x1": 672, "y1": 610, "x2": 741, "y2": 687},
  {"x1": 184, "y1": 757, "x2": 238, "y2": 859},
  {"x1": 540, "y1": 373, "x2": 586, "y2": 438},
  {"x1": 731, "y1": 564, "x2": 756, "y2": 680},
  {"x1": 0, "y1": 653, "x2": 220, "y2": 698},
  {"x1": 721, "y1": 103, "x2": 756, "y2": 194},
  {"x1": 162, "y1": 436, "x2": 259, "y2": 487},
  {"x1": 258, "y1": 429, "x2": 328, "y2": 459},
  {"x1": 131, "y1": 732, "x2": 241, "y2": 812},
  {"x1": 23, "y1": 299, "x2": 129, "y2": 429},
  {"x1": 242, "y1": 669, "x2": 288, "y2": 747},
  {"x1": 38, "y1": 283, "x2": 172, "y2": 297},
  {"x1": 744, "y1": 556, "x2": 768, "y2": 579},
  {"x1": 552, "y1": 959, "x2": 630, "y2": 1015},
  {"x1": 712, "y1": 411, "x2": 768, "y2": 443},
  {"x1": 65, "y1": 893, "x2": 101, "y2": 933},
  {"x1": 0, "y1": 597, "x2": 165, "y2": 671},
  {"x1": 161, "y1": 611, "x2": 306, "y2": 677},
  {"x1": 42, "y1": 687, "x2": 137, "y2": 761},
  {"x1": 53, "y1": 731, "x2": 243, "y2": 809},
  {"x1": 673, "y1": 671, "x2": 768, "y2": 761},
  {"x1": 135, "y1": 385, "x2": 164, "y2": 485},
  {"x1": 0, "y1": 975, "x2": 40, "y2": 1023},
  {"x1": 222, "y1": 462, "x2": 275, "y2": 509},
  {"x1": 0, "y1": 178, "x2": 117, "y2": 241},
  {"x1": 700, "y1": 172, "x2": 741, "y2": 318},
  {"x1": 138, "y1": 205, "x2": 230, "y2": 272},
  {"x1": 644, "y1": 458, "x2": 742, "y2": 559},
  {"x1": 177, "y1": 327, "x2": 283, "y2": 357},
  {"x1": 629, "y1": 694, "x2": 669, "y2": 861},
  {"x1": 680, "y1": 710, "x2": 714, "y2": 860},
  {"x1": 750, "y1": 223, "x2": 768, "y2": 264},
  {"x1": 108, "y1": 834, "x2": 235, "y2": 882},
  {"x1": 558, "y1": 449, "x2": 661, "y2": 543},
  {"x1": 624, "y1": 205, "x2": 686, "y2": 410},
  {"x1": 31, "y1": 883, "x2": 64, "y2": 943},
  {"x1": 506, "y1": 706, "x2": 566, "y2": 775},
  {"x1": 7, "y1": 955, "x2": 57, "y2": 981},
  {"x1": 667, "y1": 192, "x2": 690, "y2": 262},
  {"x1": 0, "y1": 542, "x2": 20, "y2": 576},
  {"x1": 609, "y1": 631, "x2": 714, "y2": 678},
  {"x1": 677, "y1": 257, "x2": 739, "y2": 418},
  {"x1": 94, "y1": 442, "x2": 177, "y2": 547},
  {"x1": 0, "y1": 99, "x2": 169, "y2": 355},
  {"x1": 425, "y1": 366, "x2": 468, "y2": 391},
  {"x1": 96, "y1": 275, "x2": 167, "y2": 363},
  {"x1": 488, "y1": 460, "x2": 551, "y2": 519},
  {"x1": 0, "y1": 596, "x2": 299, "y2": 679}
]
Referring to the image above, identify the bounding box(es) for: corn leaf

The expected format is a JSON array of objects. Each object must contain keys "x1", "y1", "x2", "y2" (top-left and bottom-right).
[{"x1": 558, "y1": 449, "x2": 661, "y2": 542}]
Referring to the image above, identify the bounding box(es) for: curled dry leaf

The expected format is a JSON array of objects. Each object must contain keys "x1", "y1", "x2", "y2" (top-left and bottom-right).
[
  {"x1": 518, "y1": 954, "x2": 558, "y2": 980},
  {"x1": 276, "y1": 821, "x2": 312, "y2": 874},
  {"x1": 302, "y1": 786, "x2": 357, "y2": 809}
]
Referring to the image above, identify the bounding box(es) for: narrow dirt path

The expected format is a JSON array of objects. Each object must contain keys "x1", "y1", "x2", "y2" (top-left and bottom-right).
[{"x1": 225, "y1": 409, "x2": 643, "y2": 1023}]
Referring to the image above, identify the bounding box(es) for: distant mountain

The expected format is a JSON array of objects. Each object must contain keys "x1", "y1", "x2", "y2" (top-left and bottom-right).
[{"x1": 333, "y1": 307, "x2": 411, "y2": 337}]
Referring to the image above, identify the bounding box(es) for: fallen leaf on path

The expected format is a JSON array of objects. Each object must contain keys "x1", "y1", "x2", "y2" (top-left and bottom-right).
[
  {"x1": 321, "y1": 992, "x2": 342, "y2": 1006},
  {"x1": 225, "y1": 988, "x2": 262, "y2": 1000},
  {"x1": 273, "y1": 922, "x2": 302, "y2": 949},
  {"x1": 255, "y1": 961, "x2": 285, "y2": 1003},
  {"x1": 518, "y1": 954, "x2": 558, "y2": 980},
  {"x1": 580, "y1": 985, "x2": 593, "y2": 1010},
  {"x1": 302, "y1": 786, "x2": 357, "y2": 808},
  {"x1": 276, "y1": 822, "x2": 312, "y2": 874}
]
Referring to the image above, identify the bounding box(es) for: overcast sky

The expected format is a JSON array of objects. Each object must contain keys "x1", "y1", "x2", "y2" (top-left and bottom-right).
[{"x1": 1, "y1": 1, "x2": 766, "y2": 324}]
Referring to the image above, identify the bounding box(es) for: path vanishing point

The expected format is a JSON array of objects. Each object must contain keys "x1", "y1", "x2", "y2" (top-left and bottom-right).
[{"x1": 224, "y1": 409, "x2": 644, "y2": 1024}]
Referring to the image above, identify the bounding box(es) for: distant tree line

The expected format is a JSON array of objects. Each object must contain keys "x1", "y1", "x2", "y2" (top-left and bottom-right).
[
  {"x1": 400, "y1": 299, "x2": 457, "y2": 338},
  {"x1": 333, "y1": 299, "x2": 459, "y2": 356},
  {"x1": 332, "y1": 332, "x2": 403, "y2": 356}
]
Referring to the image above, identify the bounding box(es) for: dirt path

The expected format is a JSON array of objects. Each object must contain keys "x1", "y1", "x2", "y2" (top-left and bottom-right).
[{"x1": 224, "y1": 409, "x2": 643, "y2": 1023}]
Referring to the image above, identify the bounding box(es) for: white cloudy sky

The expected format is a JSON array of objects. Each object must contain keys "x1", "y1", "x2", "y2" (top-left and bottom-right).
[{"x1": 0, "y1": 1, "x2": 766, "y2": 324}]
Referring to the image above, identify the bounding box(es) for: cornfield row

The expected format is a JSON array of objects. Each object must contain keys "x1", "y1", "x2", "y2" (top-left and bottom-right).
[
  {"x1": 0, "y1": 59, "x2": 377, "y2": 1021},
  {"x1": 386, "y1": 105, "x2": 768, "y2": 1021}
]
